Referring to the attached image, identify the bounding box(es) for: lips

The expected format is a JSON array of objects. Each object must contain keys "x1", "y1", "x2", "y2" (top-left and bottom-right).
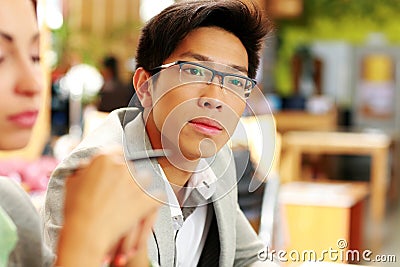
[
  {"x1": 188, "y1": 117, "x2": 223, "y2": 135},
  {"x1": 8, "y1": 110, "x2": 39, "y2": 128}
]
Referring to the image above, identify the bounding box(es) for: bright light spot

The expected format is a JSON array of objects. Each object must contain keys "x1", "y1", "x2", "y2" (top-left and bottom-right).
[
  {"x1": 60, "y1": 64, "x2": 104, "y2": 98},
  {"x1": 140, "y1": 0, "x2": 174, "y2": 23},
  {"x1": 126, "y1": 58, "x2": 136, "y2": 72},
  {"x1": 36, "y1": 4, "x2": 45, "y2": 29},
  {"x1": 46, "y1": 8, "x2": 63, "y2": 30},
  {"x1": 46, "y1": 50, "x2": 58, "y2": 68}
]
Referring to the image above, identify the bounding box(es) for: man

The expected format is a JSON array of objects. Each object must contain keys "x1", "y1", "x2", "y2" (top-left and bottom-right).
[
  {"x1": 44, "y1": 1, "x2": 276, "y2": 266},
  {"x1": 97, "y1": 55, "x2": 134, "y2": 112}
]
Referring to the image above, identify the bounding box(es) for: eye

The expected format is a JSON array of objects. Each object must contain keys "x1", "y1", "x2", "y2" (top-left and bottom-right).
[
  {"x1": 228, "y1": 77, "x2": 244, "y2": 87},
  {"x1": 183, "y1": 66, "x2": 205, "y2": 76}
]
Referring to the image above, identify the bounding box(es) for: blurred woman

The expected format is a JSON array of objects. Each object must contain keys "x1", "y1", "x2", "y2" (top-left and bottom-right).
[{"x1": 0, "y1": 0, "x2": 160, "y2": 266}]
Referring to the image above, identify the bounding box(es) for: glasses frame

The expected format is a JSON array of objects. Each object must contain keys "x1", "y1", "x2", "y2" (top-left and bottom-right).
[{"x1": 150, "y1": 61, "x2": 257, "y2": 98}]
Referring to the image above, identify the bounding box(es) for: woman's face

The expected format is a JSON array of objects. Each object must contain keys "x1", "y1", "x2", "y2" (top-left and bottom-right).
[{"x1": 0, "y1": 0, "x2": 43, "y2": 150}]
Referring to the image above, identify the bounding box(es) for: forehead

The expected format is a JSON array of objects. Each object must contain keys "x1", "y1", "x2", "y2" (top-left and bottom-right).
[
  {"x1": 0, "y1": 0, "x2": 38, "y2": 39},
  {"x1": 168, "y1": 27, "x2": 249, "y2": 71}
]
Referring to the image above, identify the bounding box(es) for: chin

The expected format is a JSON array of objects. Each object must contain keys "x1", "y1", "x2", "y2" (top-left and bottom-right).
[
  {"x1": 0, "y1": 134, "x2": 31, "y2": 150},
  {"x1": 0, "y1": 142, "x2": 27, "y2": 151},
  {"x1": 182, "y1": 141, "x2": 224, "y2": 160}
]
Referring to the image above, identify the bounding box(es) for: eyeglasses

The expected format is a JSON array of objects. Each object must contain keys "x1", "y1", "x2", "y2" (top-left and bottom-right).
[{"x1": 150, "y1": 61, "x2": 256, "y2": 99}]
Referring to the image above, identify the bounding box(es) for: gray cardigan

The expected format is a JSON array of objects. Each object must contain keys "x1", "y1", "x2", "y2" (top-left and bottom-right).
[
  {"x1": 0, "y1": 177, "x2": 54, "y2": 267},
  {"x1": 43, "y1": 108, "x2": 277, "y2": 267}
]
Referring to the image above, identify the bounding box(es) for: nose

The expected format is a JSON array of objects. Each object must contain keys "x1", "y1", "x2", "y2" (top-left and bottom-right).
[
  {"x1": 199, "y1": 75, "x2": 226, "y2": 110},
  {"x1": 15, "y1": 58, "x2": 42, "y2": 96},
  {"x1": 198, "y1": 97, "x2": 223, "y2": 110}
]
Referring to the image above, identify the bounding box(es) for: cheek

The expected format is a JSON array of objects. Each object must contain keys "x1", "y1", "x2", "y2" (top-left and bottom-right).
[
  {"x1": 227, "y1": 94, "x2": 247, "y2": 115},
  {"x1": 0, "y1": 88, "x2": 14, "y2": 119},
  {"x1": 0, "y1": 67, "x2": 26, "y2": 104},
  {"x1": 0, "y1": 114, "x2": 7, "y2": 137},
  {"x1": 34, "y1": 67, "x2": 44, "y2": 88},
  {"x1": 152, "y1": 88, "x2": 193, "y2": 126},
  {"x1": 0, "y1": 71, "x2": 14, "y2": 95},
  {"x1": 152, "y1": 94, "x2": 176, "y2": 126},
  {"x1": 151, "y1": 95, "x2": 187, "y2": 143}
]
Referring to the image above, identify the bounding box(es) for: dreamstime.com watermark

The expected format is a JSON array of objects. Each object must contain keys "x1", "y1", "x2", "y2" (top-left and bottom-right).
[{"x1": 258, "y1": 239, "x2": 397, "y2": 263}]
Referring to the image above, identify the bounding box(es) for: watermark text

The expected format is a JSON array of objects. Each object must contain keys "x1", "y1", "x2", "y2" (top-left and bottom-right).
[{"x1": 258, "y1": 239, "x2": 397, "y2": 263}]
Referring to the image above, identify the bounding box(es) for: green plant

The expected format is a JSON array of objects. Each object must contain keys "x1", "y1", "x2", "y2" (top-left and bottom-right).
[{"x1": 274, "y1": 0, "x2": 400, "y2": 95}]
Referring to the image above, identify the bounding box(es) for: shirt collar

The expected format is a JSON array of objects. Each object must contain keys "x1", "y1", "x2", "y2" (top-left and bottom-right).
[
  {"x1": 184, "y1": 159, "x2": 217, "y2": 201},
  {"x1": 157, "y1": 159, "x2": 217, "y2": 230}
]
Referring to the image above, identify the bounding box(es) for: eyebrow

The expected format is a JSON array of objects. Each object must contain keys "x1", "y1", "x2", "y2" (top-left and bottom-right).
[
  {"x1": 0, "y1": 31, "x2": 40, "y2": 43},
  {"x1": 0, "y1": 31, "x2": 13, "y2": 42},
  {"x1": 179, "y1": 51, "x2": 249, "y2": 74}
]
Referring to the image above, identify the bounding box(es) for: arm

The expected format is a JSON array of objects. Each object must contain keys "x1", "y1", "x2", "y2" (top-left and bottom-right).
[
  {"x1": 42, "y1": 108, "x2": 137, "y2": 251},
  {"x1": 54, "y1": 151, "x2": 162, "y2": 267},
  {"x1": 42, "y1": 146, "x2": 100, "y2": 252},
  {"x1": 0, "y1": 177, "x2": 55, "y2": 267}
]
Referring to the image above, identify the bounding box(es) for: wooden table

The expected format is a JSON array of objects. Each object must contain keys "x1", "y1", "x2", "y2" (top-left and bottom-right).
[
  {"x1": 280, "y1": 181, "x2": 369, "y2": 265},
  {"x1": 282, "y1": 131, "x2": 391, "y2": 223},
  {"x1": 274, "y1": 110, "x2": 337, "y2": 134}
]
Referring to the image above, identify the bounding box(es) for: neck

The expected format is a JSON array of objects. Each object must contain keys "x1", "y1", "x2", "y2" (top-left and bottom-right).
[{"x1": 144, "y1": 109, "x2": 199, "y2": 187}]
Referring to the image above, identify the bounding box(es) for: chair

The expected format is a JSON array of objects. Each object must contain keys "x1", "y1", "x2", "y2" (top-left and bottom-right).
[
  {"x1": 231, "y1": 115, "x2": 282, "y2": 248},
  {"x1": 258, "y1": 133, "x2": 281, "y2": 248}
]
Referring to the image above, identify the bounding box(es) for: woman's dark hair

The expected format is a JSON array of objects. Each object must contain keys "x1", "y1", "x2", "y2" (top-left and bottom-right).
[
  {"x1": 31, "y1": 0, "x2": 37, "y2": 16},
  {"x1": 135, "y1": 0, "x2": 272, "y2": 79}
]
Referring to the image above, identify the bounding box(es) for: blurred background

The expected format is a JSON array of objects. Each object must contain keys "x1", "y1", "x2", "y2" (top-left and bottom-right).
[{"x1": 1, "y1": 0, "x2": 399, "y2": 266}]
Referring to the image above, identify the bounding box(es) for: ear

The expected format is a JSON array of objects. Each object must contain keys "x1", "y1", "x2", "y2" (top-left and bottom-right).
[{"x1": 133, "y1": 67, "x2": 153, "y2": 108}]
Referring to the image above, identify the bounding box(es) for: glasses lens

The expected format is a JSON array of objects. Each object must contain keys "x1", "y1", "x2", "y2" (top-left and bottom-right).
[
  {"x1": 179, "y1": 62, "x2": 212, "y2": 83},
  {"x1": 224, "y1": 75, "x2": 254, "y2": 98},
  {"x1": 151, "y1": 61, "x2": 254, "y2": 99}
]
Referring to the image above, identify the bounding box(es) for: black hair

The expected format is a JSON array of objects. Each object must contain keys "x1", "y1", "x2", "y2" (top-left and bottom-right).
[{"x1": 135, "y1": 0, "x2": 272, "y2": 79}]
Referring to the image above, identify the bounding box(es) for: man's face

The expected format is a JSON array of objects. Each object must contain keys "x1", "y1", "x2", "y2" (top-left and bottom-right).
[{"x1": 143, "y1": 26, "x2": 249, "y2": 160}]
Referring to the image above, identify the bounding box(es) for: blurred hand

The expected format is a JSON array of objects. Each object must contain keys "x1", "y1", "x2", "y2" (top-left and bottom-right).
[
  {"x1": 108, "y1": 209, "x2": 159, "y2": 267},
  {"x1": 56, "y1": 149, "x2": 163, "y2": 267}
]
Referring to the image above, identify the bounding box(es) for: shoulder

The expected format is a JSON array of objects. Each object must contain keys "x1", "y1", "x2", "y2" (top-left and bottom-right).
[
  {"x1": 0, "y1": 177, "x2": 39, "y2": 223},
  {"x1": 0, "y1": 176, "x2": 41, "y2": 244},
  {"x1": 0, "y1": 177, "x2": 55, "y2": 267},
  {"x1": 0, "y1": 177, "x2": 33, "y2": 210}
]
